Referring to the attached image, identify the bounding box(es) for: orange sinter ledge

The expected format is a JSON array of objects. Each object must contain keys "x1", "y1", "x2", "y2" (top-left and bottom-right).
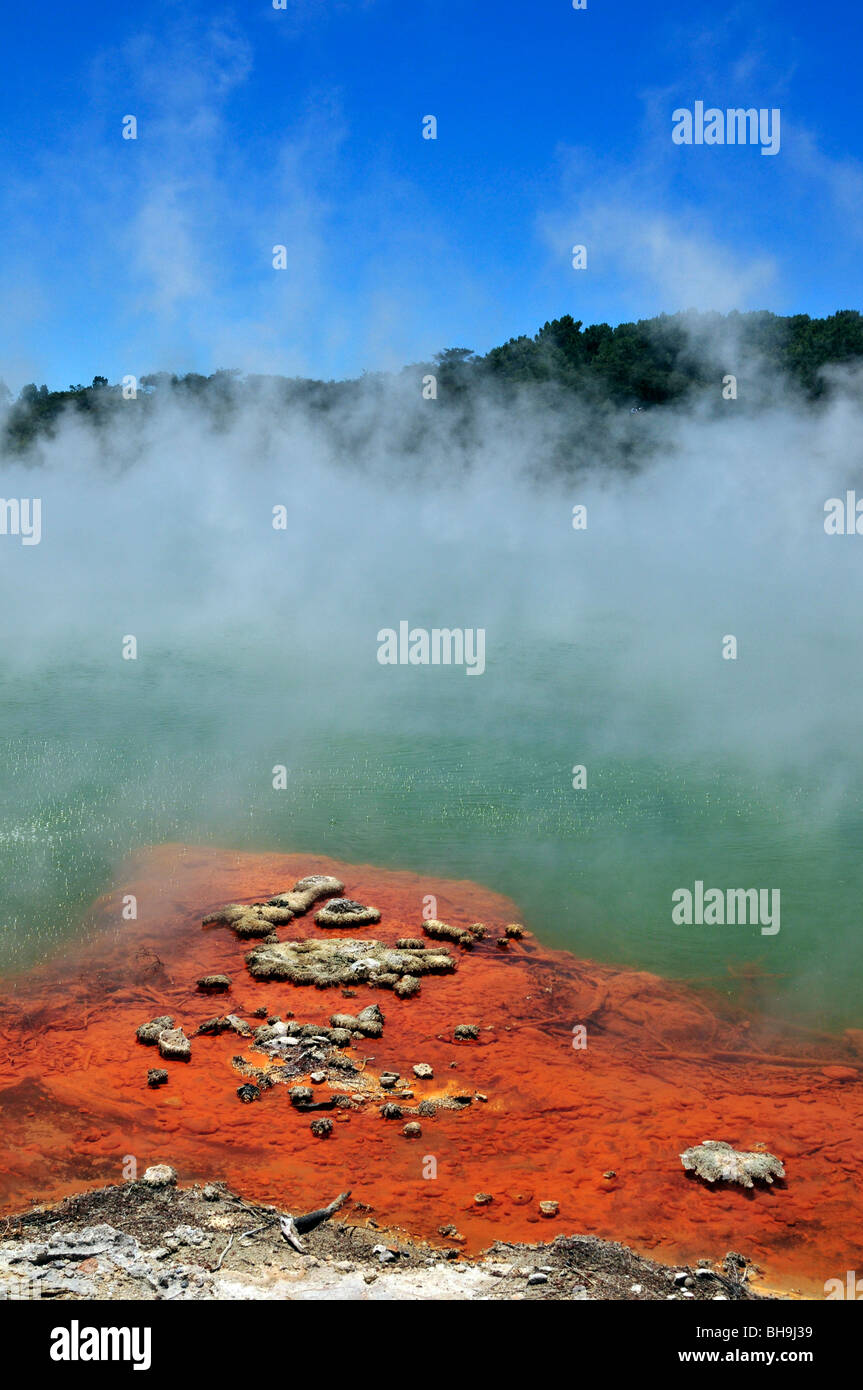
[{"x1": 0, "y1": 844, "x2": 860, "y2": 1299}]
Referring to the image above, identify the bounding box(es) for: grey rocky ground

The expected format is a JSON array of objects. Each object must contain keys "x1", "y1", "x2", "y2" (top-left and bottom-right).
[{"x1": 0, "y1": 1180, "x2": 771, "y2": 1301}]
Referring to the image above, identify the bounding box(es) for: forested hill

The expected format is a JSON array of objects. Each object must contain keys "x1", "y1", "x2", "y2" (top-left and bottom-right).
[{"x1": 3, "y1": 307, "x2": 863, "y2": 453}]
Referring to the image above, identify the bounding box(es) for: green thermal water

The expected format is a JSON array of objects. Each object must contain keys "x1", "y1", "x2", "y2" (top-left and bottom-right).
[{"x1": 1, "y1": 632, "x2": 859, "y2": 1032}]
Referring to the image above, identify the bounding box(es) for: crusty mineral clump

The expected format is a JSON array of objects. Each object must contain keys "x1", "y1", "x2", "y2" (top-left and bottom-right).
[
  {"x1": 158, "y1": 1028, "x2": 192, "y2": 1062},
  {"x1": 202, "y1": 902, "x2": 294, "y2": 938},
  {"x1": 433, "y1": 1095, "x2": 473, "y2": 1112},
  {"x1": 142, "y1": 1164, "x2": 177, "y2": 1188},
  {"x1": 251, "y1": 1020, "x2": 352, "y2": 1060},
  {"x1": 136, "y1": 1016, "x2": 174, "y2": 1045},
  {"x1": 454, "y1": 1023, "x2": 480, "y2": 1041},
  {"x1": 680, "y1": 1140, "x2": 786, "y2": 1189},
  {"x1": 330, "y1": 1004, "x2": 384, "y2": 1038},
  {"x1": 315, "y1": 898, "x2": 382, "y2": 928},
  {"x1": 267, "y1": 875, "x2": 345, "y2": 916},
  {"x1": 423, "y1": 919, "x2": 474, "y2": 947},
  {"x1": 245, "y1": 938, "x2": 455, "y2": 987},
  {"x1": 197, "y1": 974, "x2": 231, "y2": 993},
  {"x1": 196, "y1": 1014, "x2": 252, "y2": 1039}
]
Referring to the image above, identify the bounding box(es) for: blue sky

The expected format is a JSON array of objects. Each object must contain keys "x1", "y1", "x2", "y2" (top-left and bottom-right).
[{"x1": 1, "y1": 0, "x2": 861, "y2": 391}]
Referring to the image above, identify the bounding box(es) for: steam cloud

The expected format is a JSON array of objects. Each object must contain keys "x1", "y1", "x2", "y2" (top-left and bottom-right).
[{"x1": 1, "y1": 344, "x2": 861, "y2": 1026}]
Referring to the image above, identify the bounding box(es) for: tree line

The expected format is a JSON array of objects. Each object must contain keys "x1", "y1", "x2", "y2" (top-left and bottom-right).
[{"x1": 3, "y1": 308, "x2": 863, "y2": 453}]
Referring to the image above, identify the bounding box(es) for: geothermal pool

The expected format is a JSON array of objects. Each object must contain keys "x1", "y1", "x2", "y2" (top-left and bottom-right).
[
  {"x1": 2, "y1": 403, "x2": 863, "y2": 1296},
  {"x1": 1, "y1": 644, "x2": 861, "y2": 1033},
  {"x1": 3, "y1": 400, "x2": 863, "y2": 1038}
]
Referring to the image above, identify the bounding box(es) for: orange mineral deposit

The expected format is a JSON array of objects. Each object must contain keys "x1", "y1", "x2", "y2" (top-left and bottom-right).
[{"x1": 0, "y1": 844, "x2": 860, "y2": 1298}]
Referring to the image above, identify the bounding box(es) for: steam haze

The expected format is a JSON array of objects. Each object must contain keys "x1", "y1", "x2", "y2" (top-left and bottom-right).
[{"x1": 2, "y1": 357, "x2": 863, "y2": 1032}]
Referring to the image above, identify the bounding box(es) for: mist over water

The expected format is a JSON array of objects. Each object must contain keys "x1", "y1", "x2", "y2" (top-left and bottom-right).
[{"x1": 2, "y1": 364, "x2": 863, "y2": 1029}]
